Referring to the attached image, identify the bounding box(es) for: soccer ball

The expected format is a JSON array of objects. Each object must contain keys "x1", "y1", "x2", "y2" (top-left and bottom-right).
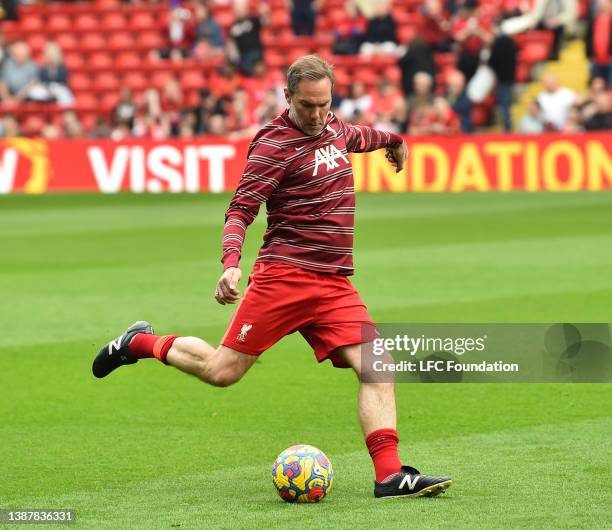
[{"x1": 272, "y1": 444, "x2": 334, "y2": 503}]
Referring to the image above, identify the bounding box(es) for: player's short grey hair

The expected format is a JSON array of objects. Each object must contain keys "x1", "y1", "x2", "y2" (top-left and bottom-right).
[{"x1": 286, "y1": 55, "x2": 335, "y2": 95}]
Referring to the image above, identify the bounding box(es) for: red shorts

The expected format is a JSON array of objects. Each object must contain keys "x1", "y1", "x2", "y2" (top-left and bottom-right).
[{"x1": 221, "y1": 262, "x2": 377, "y2": 368}]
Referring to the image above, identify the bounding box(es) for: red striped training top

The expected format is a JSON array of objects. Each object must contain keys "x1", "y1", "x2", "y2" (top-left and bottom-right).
[{"x1": 222, "y1": 109, "x2": 403, "y2": 275}]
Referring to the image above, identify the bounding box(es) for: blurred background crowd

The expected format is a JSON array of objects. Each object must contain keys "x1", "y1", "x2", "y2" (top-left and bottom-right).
[{"x1": 0, "y1": 0, "x2": 610, "y2": 139}]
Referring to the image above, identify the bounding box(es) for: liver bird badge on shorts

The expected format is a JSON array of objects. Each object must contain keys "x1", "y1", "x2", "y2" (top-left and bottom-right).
[{"x1": 237, "y1": 323, "x2": 253, "y2": 342}]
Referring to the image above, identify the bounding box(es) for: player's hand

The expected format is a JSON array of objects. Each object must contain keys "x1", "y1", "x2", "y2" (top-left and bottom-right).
[
  {"x1": 215, "y1": 267, "x2": 242, "y2": 305},
  {"x1": 385, "y1": 142, "x2": 408, "y2": 173}
]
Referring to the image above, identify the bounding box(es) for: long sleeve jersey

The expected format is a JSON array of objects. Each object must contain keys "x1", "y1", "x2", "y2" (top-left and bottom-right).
[{"x1": 222, "y1": 109, "x2": 403, "y2": 275}]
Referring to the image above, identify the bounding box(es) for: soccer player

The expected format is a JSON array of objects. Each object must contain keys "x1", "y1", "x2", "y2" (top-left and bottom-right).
[{"x1": 92, "y1": 55, "x2": 452, "y2": 499}]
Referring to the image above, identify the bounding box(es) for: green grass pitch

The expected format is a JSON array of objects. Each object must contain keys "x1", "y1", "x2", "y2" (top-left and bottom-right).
[{"x1": 1, "y1": 192, "x2": 612, "y2": 529}]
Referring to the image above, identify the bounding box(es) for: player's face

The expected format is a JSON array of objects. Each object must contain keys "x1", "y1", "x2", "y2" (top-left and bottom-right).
[{"x1": 285, "y1": 78, "x2": 332, "y2": 136}]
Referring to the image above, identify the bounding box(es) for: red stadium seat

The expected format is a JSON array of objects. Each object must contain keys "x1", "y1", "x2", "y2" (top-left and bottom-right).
[
  {"x1": 94, "y1": 72, "x2": 120, "y2": 91},
  {"x1": 26, "y1": 34, "x2": 48, "y2": 53},
  {"x1": 48, "y1": 14, "x2": 72, "y2": 32},
  {"x1": 115, "y1": 52, "x2": 142, "y2": 69},
  {"x1": 214, "y1": 10, "x2": 235, "y2": 29},
  {"x1": 270, "y1": 10, "x2": 290, "y2": 29},
  {"x1": 74, "y1": 92, "x2": 99, "y2": 108},
  {"x1": 123, "y1": 72, "x2": 148, "y2": 90},
  {"x1": 89, "y1": 52, "x2": 114, "y2": 69},
  {"x1": 151, "y1": 70, "x2": 175, "y2": 89},
  {"x1": 180, "y1": 70, "x2": 206, "y2": 90},
  {"x1": 100, "y1": 91, "x2": 120, "y2": 110},
  {"x1": 102, "y1": 13, "x2": 127, "y2": 30},
  {"x1": 70, "y1": 73, "x2": 92, "y2": 90},
  {"x1": 20, "y1": 16, "x2": 44, "y2": 32},
  {"x1": 64, "y1": 52, "x2": 85, "y2": 70},
  {"x1": 107, "y1": 32, "x2": 134, "y2": 51},
  {"x1": 96, "y1": 0, "x2": 120, "y2": 7},
  {"x1": 383, "y1": 65, "x2": 402, "y2": 84},
  {"x1": 55, "y1": 33, "x2": 79, "y2": 52},
  {"x1": 397, "y1": 23, "x2": 418, "y2": 44},
  {"x1": 139, "y1": 31, "x2": 166, "y2": 50},
  {"x1": 129, "y1": 12, "x2": 156, "y2": 30},
  {"x1": 74, "y1": 14, "x2": 99, "y2": 32},
  {"x1": 80, "y1": 33, "x2": 106, "y2": 52}
]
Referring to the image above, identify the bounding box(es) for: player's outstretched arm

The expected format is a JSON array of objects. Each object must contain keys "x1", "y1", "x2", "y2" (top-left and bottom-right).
[
  {"x1": 385, "y1": 142, "x2": 409, "y2": 173},
  {"x1": 215, "y1": 267, "x2": 242, "y2": 305}
]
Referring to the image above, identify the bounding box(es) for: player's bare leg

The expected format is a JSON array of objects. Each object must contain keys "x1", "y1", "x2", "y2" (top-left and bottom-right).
[
  {"x1": 91, "y1": 322, "x2": 256, "y2": 387},
  {"x1": 336, "y1": 342, "x2": 452, "y2": 498},
  {"x1": 336, "y1": 343, "x2": 397, "y2": 434},
  {"x1": 166, "y1": 338, "x2": 257, "y2": 387}
]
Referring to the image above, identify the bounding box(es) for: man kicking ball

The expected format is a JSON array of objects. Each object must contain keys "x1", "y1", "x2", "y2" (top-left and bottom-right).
[{"x1": 92, "y1": 55, "x2": 452, "y2": 499}]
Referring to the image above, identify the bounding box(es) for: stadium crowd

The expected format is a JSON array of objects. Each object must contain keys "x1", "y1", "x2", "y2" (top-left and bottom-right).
[{"x1": 0, "y1": 0, "x2": 611, "y2": 139}]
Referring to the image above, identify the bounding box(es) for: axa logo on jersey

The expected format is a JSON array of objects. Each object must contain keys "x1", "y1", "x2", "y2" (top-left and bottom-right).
[{"x1": 312, "y1": 145, "x2": 349, "y2": 177}]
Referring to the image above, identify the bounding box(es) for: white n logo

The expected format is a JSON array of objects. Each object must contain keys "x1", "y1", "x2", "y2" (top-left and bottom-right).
[
  {"x1": 399, "y1": 475, "x2": 419, "y2": 491},
  {"x1": 108, "y1": 335, "x2": 123, "y2": 355}
]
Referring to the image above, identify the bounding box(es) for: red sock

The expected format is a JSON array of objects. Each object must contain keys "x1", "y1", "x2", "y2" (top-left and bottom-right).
[
  {"x1": 128, "y1": 333, "x2": 178, "y2": 364},
  {"x1": 365, "y1": 428, "x2": 402, "y2": 482}
]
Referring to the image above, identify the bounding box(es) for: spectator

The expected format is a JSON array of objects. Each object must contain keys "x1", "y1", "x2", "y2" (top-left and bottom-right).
[
  {"x1": 89, "y1": 116, "x2": 112, "y2": 139},
  {"x1": 141, "y1": 88, "x2": 163, "y2": 121},
  {"x1": 209, "y1": 61, "x2": 241, "y2": 99},
  {"x1": 576, "y1": 75, "x2": 606, "y2": 119},
  {"x1": 195, "y1": 89, "x2": 224, "y2": 134},
  {"x1": 584, "y1": 92, "x2": 612, "y2": 130},
  {"x1": 61, "y1": 111, "x2": 84, "y2": 138},
  {"x1": 110, "y1": 123, "x2": 131, "y2": 142},
  {"x1": 452, "y1": 0, "x2": 493, "y2": 82},
  {"x1": 332, "y1": 1, "x2": 366, "y2": 55},
  {"x1": 445, "y1": 69, "x2": 473, "y2": 132},
  {"x1": 371, "y1": 78, "x2": 404, "y2": 118},
  {"x1": 407, "y1": 71, "x2": 435, "y2": 116},
  {"x1": 113, "y1": 87, "x2": 138, "y2": 129},
  {"x1": 488, "y1": 21, "x2": 517, "y2": 132},
  {"x1": 30, "y1": 42, "x2": 74, "y2": 106},
  {"x1": 398, "y1": 37, "x2": 436, "y2": 95},
  {"x1": 290, "y1": 0, "x2": 319, "y2": 36},
  {"x1": 227, "y1": 0, "x2": 269, "y2": 76},
  {"x1": 156, "y1": 6, "x2": 196, "y2": 61},
  {"x1": 360, "y1": 0, "x2": 398, "y2": 56},
  {"x1": 255, "y1": 88, "x2": 283, "y2": 124},
  {"x1": 429, "y1": 97, "x2": 461, "y2": 134},
  {"x1": 0, "y1": 113, "x2": 20, "y2": 137},
  {"x1": 226, "y1": 87, "x2": 258, "y2": 139},
  {"x1": 132, "y1": 114, "x2": 170, "y2": 140},
  {"x1": 501, "y1": 0, "x2": 577, "y2": 60},
  {"x1": 41, "y1": 122, "x2": 61, "y2": 140},
  {"x1": 0, "y1": 41, "x2": 39, "y2": 104},
  {"x1": 338, "y1": 80, "x2": 373, "y2": 122},
  {"x1": 206, "y1": 113, "x2": 228, "y2": 136},
  {"x1": 585, "y1": 0, "x2": 612, "y2": 87},
  {"x1": 536, "y1": 73, "x2": 576, "y2": 130},
  {"x1": 0, "y1": 29, "x2": 7, "y2": 67},
  {"x1": 178, "y1": 112, "x2": 196, "y2": 138},
  {"x1": 161, "y1": 77, "x2": 184, "y2": 136},
  {"x1": 421, "y1": 0, "x2": 452, "y2": 52},
  {"x1": 561, "y1": 105, "x2": 583, "y2": 132},
  {"x1": 192, "y1": 4, "x2": 224, "y2": 59},
  {"x1": 242, "y1": 59, "x2": 284, "y2": 107},
  {"x1": 518, "y1": 99, "x2": 545, "y2": 133}
]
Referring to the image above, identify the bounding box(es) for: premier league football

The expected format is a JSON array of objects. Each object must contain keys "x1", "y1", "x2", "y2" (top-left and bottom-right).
[
  {"x1": 272, "y1": 444, "x2": 334, "y2": 503},
  {"x1": 1, "y1": 0, "x2": 611, "y2": 527}
]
